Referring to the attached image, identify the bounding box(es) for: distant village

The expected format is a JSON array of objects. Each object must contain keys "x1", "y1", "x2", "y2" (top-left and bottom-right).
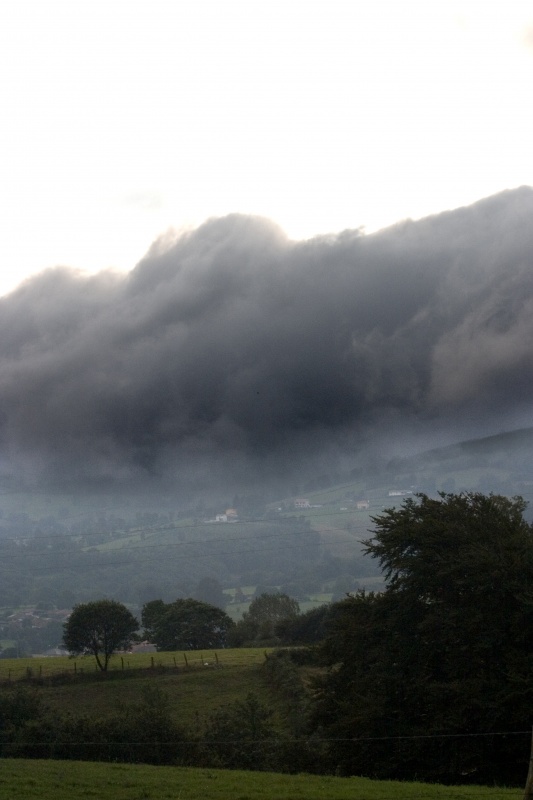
[
  {"x1": 206, "y1": 489, "x2": 413, "y2": 523},
  {"x1": 1, "y1": 606, "x2": 70, "y2": 657}
]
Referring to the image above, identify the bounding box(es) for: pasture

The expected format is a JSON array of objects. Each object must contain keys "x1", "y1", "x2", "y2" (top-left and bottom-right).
[
  {"x1": 0, "y1": 648, "x2": 281, "y2": 729},
  {"x1": 0, "y1": 759, "x2": 522, "y2": 800},
  {"x1": 0, "y1": 647, "x2": 269, "y2": 681}
]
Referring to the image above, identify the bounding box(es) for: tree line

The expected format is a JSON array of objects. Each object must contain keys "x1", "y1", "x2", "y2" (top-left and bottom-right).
[{"x1": 62, "y1": 590, "x2": 311, "y2": 668}]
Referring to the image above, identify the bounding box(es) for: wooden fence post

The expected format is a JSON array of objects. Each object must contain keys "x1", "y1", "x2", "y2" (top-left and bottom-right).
[{"x1": 524, "y1": 727, "x2": 533, "y2": 800}]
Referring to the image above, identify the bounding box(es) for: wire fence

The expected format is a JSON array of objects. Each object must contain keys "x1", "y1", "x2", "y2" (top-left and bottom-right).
[{"x1": 0, "y1": 647, "x2": 270, "y2": 683}]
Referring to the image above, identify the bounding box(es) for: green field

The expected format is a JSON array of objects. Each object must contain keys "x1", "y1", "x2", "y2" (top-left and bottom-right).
[
  {"x1": 0, "y1": 648, "x2": 285, "y2": 729},
  {"x1": 0, "y1": 759, "x2": 522, "y2": 800},
  {"x1": 0, "y1": 647, "x2": 269, "y2": 681},
  {"x1": 43, "y1": 662, "x2": 276, "y2": 728}
]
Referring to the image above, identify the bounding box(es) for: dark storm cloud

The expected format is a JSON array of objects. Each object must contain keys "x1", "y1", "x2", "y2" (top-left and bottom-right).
[{"x1": 1, "y1": 187, "x2": 533, "y2": 492}]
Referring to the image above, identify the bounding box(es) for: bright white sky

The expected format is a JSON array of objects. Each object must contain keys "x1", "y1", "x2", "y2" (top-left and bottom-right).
[{"x1": 1, "y1": 0, "x2": 532, "y2": 296}]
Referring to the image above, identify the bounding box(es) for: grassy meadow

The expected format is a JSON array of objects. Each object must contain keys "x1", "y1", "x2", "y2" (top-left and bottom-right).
[
  {"x1": 44, "y1": 662, "x2": 277, "y2": 728},
  {"x1": 0, "y1": 648, "x2": 283, "y2": 729},
  {"x1": 0, "y1": 759, "x2": 523, "y2": 800},
  {"x1": 0, "y1": 647, "x2": 269, "y2": 681}
]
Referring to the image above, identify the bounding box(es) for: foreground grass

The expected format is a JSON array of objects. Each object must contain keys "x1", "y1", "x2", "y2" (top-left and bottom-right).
[{"x1": 0, "y1": 760, "x2": 522, "y2": 800}]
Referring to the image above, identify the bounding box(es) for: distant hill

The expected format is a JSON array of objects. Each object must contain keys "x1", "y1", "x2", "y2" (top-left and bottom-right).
[
  {"x1": 1, "y1": 426, "x2": 532, "y2": 615},
  {"x1": 383, "y1": 427, "x2": 533, "y2": 509},
  {"x1": 405, "y1": 427, "x2": 533, "y2": 465},
  {"x1": 274, "y1": 426, "x2": 533, "y2": 521}
]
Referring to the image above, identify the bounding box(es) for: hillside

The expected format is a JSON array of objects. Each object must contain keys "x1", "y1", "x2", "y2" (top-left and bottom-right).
[{"x1": 1, "y1": 426, "x2": 533, "y2": 632}]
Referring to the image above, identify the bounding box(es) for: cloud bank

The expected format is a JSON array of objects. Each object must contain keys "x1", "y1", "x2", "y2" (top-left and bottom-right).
[{"x1": 1, "y1": 187, "x2": 533, "y2": 495}]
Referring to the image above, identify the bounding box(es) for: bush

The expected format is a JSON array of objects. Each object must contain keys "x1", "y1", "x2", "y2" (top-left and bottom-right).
[
  {"x1": 0, "y1": 684, "x2": 195, "y2": 765},
  {"x1": 201, "y1": 693, "x2": 281, "y2": 771}
]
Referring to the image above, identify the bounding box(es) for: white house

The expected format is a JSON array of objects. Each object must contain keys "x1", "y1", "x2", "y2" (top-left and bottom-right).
[{"x1": 294, "y1": 498, "x2": 311, "y2": 509}]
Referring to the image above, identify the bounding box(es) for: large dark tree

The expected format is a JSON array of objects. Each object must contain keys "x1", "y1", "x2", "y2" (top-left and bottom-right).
[
  {"x1": 142, "y1": 598, "x2": 234, "y2": 651},
  {"x1": 63, "y1": 600, "x2": 138, "y2": 671},
  {"x1": 313, "y1": 493, "x2": 533, "y2": 785}
]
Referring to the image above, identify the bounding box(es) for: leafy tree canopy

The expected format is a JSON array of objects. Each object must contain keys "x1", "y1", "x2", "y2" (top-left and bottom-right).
[
  {"x1": 141, "y1": 598, "x2": 234, "y2": 651},
  {"x1": 366, "y1": 492, "x2": 532, "y2": 603},
  {"x1": 62, "y1": 599, "x2": 138, "y2": 671},
  {"x1": 313, "y1": 493, "x2": 533, "y2": 785},
  {"x1": 140, "y1": 599, "x2": 166, "y2": 642},
  {"x1": 275, "y1": 604, "x2": 333, "y2": 645},
  {"x1": 228, "y1": 592, "x2": 301, "y2": 646},
  {"x1": 245, "y1": 592, "x2": 300, "y2": 624}
]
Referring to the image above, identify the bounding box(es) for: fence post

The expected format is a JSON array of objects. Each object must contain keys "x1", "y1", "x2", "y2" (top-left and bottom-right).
[
  {"x1": 524, "y1": 727, "x2": 533, "y2": 800},
  {"x1": 184, "y1": 653, "x2": 188, "y2": 669}
]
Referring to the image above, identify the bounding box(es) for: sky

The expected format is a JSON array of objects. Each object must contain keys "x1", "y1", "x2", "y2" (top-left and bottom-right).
[
  {"x1": 1, "y1": 0, "x2": 532, "y2": 297},
  {"x1": 1, "y1": 2, "x2": 533, "y2": 499}
]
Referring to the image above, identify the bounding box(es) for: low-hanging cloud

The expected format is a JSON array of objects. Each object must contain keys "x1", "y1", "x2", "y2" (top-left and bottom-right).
[{"x1": 1, "y1": 187, "x2": 533, "y2": 495}]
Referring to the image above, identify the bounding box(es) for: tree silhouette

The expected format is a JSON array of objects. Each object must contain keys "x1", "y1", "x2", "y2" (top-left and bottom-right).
[{"x1": 63, "y1": 599, "x2": 138, "y2": 671}]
